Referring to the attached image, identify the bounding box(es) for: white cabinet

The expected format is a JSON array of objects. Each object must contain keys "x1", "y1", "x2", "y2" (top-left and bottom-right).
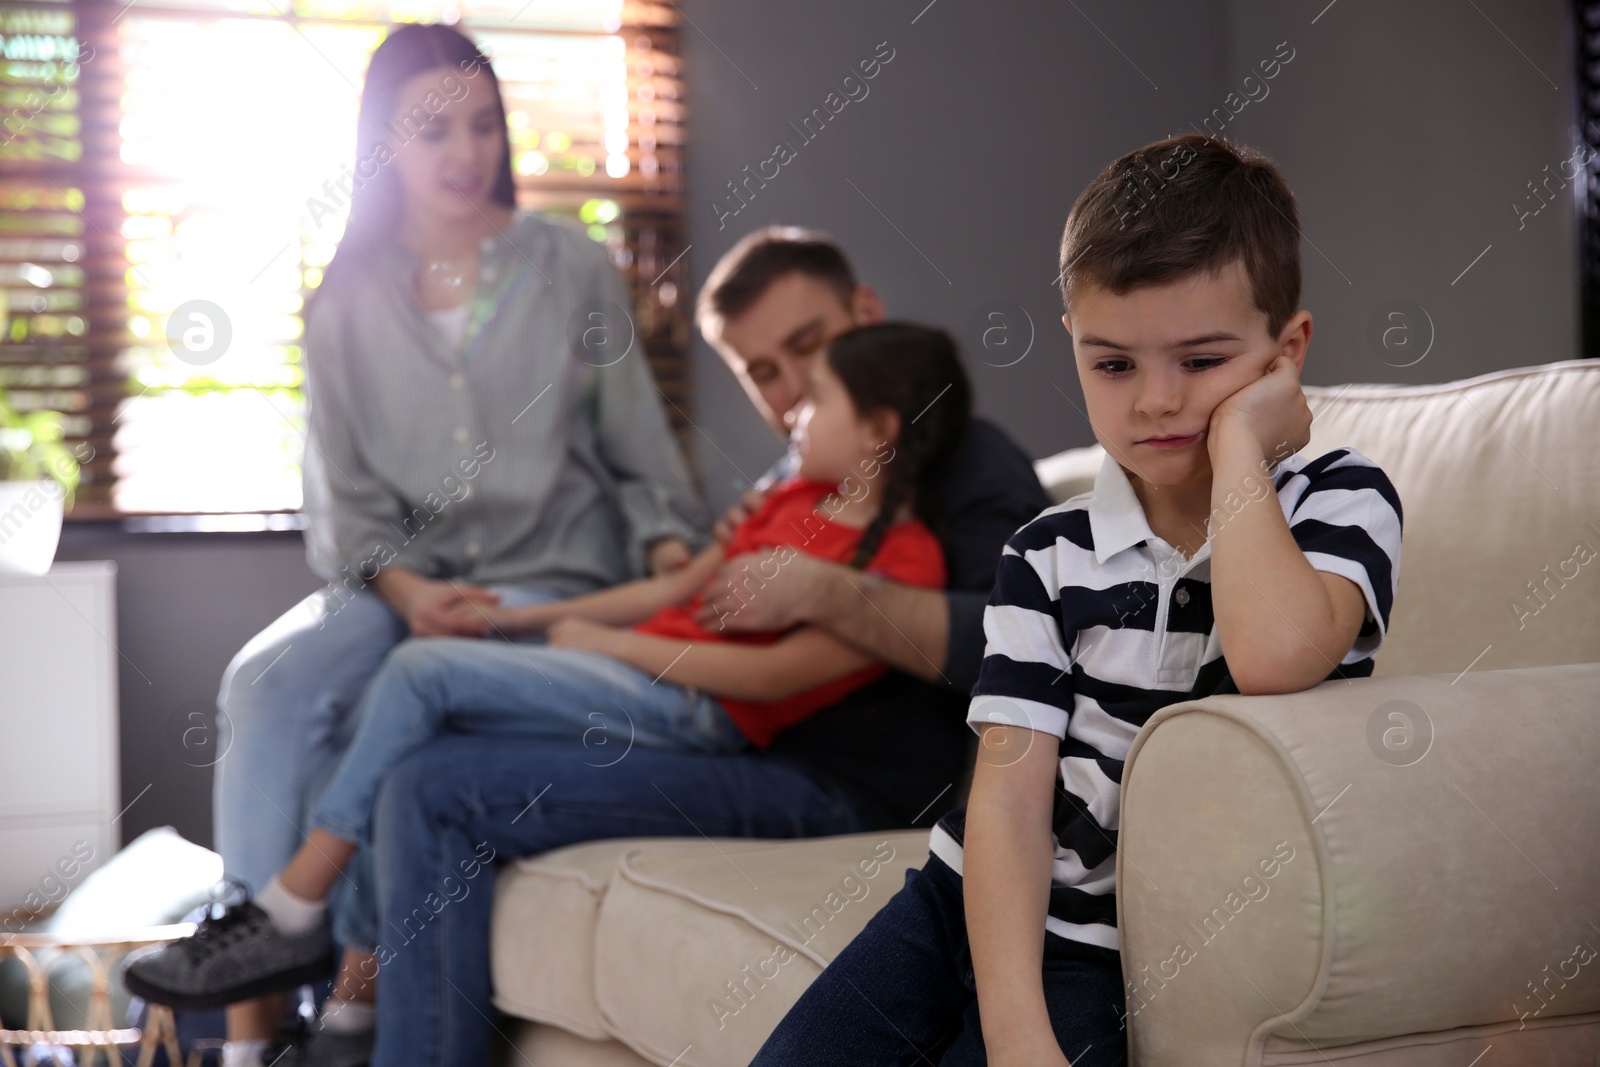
[{"x1": 0, "y1": 561, "x2": 120, "y2": 918}]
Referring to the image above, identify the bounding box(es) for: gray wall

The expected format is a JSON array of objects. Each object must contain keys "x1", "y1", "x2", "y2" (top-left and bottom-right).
[
  {"x1": 680, "y1": 0, "x2": 1581, "y2": 512},
  {"x1": 55, "y1": 527, "x2": 320, "y2": 850},
  {"x1": 680, "y1": 0, "x2": 1231, "y2": 509},
  {"x1": 1221, "y1": 0, "x2": 1578, "y2": 387},
  {"x1": 72, "y1": 0, "x2": 1581, "y2": 851}
]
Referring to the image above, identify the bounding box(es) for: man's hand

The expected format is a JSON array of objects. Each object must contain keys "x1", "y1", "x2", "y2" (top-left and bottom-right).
[
  {"x1": 1207, "y1": 354, "x2": 1312, "y2": 462},
  {"x1": 547, "y1": 616, "x2": 625, "y2": 655},
  {"x1": 691, "y1": 548, "x2": 830, "y2": 633},
  {"x1": 648, "y1": 537, "x2": 694, "y2": 575},
  {"x1": 713, "y1": 486, "x2": 769, "y2": 545},
  {"x1": 692, "y1": 547, "x2": 952, "y2": 681},
  {"x1": 374, "y1": 569, "x2": 500, "y2": 638}
]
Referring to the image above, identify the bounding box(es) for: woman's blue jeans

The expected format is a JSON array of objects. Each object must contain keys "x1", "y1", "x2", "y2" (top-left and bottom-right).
[{"x1": 213, "y1": 583, "x2": 565, "y2": 897}]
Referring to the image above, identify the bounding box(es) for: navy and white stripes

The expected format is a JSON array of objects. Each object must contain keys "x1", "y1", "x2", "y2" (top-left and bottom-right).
[{"x1": 929, "y1": 446, "x2": 1403, "y2": 952}]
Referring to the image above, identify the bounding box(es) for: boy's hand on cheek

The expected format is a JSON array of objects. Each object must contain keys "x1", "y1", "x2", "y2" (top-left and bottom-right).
[{"x1": 1207, "y1": 354, "x2": 1312, "y2": 462}]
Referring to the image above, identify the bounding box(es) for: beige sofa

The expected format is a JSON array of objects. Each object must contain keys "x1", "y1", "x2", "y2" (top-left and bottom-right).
[{"x1": 490, "y1": 358, "x2": 1600, "y2": 1066}]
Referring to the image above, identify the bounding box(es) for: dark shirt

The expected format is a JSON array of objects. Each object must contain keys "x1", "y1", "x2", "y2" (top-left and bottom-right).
[{"x1": 759, "y1": 416, "x2": 1052, "y2": 830}]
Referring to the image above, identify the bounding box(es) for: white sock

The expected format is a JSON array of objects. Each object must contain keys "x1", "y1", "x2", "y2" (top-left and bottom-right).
[
  {"x1": 319, "y1": 997, "x2": 377, "y2": 1035},
  {"x1": 256, "y1": 875, "x2": 326, "y2": 936},
  {"x1": 221, "y1": 1039, "x2": 270, "y2": 1067}
]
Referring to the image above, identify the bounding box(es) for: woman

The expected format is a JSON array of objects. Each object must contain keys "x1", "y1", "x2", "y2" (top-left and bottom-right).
[{"x1": 210, "y1": 23, "x2": 707, "y2": 1067}]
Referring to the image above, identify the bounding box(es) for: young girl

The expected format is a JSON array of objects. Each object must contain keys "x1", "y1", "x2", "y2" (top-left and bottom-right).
[{"x1": 125, "y1": 321, "x2": 973, "y2": 1014}]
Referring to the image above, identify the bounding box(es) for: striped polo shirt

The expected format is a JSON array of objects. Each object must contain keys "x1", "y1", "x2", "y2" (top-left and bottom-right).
[{"x1": 928, "y1": 445, "x2": 1404, "y2": 952}]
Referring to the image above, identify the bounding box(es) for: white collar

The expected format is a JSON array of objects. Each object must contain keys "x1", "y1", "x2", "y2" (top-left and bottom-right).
[{"x1": 1087, "y1": 452, "x2": 1216, "y2": 568}]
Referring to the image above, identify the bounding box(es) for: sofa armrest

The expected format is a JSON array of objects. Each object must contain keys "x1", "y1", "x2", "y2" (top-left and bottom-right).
[{"x1": 1117, "y1": 662, "x2": 1600, "y2": 1067}]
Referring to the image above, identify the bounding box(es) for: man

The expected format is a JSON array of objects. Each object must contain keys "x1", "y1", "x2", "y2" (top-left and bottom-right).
[{"x1": 368, "y1": 227, "x2": 1053, "y2": 1066}]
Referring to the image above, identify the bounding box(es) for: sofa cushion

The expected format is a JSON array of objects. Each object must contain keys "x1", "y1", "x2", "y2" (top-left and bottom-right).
[
  {"x1": 1259, "y1": 1011, "x2": 1600, "y2": 1065},
  {"x1": 591, "y1": 830, "x2": 929, "y2": 1067},
  {"x1": 508, "y1": 1020, "x2": 659, "y2": 1067},
  {"x1": 491, "y1": 837, "x2": 681, "y2": 1039},
  {"x1": 1300, "y1": 359, "x2": 1600, "y2": 676}
]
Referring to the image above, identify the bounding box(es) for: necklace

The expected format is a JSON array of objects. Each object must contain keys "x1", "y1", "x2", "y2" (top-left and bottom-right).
[
  {"x1": 423, "y1": 257, "x2": 469, "y2": 291},
  {"x1": 417, "y1": 251, "x2": 479, "y2": 312}
]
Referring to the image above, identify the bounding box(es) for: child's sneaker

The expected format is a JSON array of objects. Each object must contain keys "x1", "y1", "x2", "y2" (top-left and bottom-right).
[
  {"x1": 123, "y1": 887, "x2": 336, "y2": 1011},
  {"x1": 275, "y1": 1028, "x2": 373, "y2": 1067}
]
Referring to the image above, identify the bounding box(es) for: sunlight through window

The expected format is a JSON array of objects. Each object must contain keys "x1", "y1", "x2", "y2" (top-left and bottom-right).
[{"x1": 0, "y1": 0, "x2": 686, "y2": 516}]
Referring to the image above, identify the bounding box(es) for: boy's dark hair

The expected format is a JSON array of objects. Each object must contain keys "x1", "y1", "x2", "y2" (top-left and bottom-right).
[
  {"x1": 1059, "y1": 134, "x2": 1301, "y2": 339},
  {"x1": 824, "y1": 322, "x2": 971, "y2": 570},
  {"x1": 698, "y1": 227, "x2": 858, "y2": 339}
]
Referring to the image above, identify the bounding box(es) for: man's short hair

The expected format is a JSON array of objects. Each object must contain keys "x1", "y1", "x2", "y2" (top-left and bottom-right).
[
  {"x1": 1059, "y1": 134, "x2": 1301, "y2": 339},
  {"x1": 697, "y1": 226, "x2": 858, "y2": 340}
]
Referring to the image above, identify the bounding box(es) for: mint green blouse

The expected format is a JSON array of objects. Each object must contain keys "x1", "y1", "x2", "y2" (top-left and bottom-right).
[{"x1": 300, "y1": 209, "x2": 708, "y2": 594}]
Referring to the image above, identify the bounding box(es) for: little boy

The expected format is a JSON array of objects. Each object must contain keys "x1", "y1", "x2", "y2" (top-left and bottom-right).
[{"x1": 747, "y1": 134, "x2": 1404, "y2": 1067}]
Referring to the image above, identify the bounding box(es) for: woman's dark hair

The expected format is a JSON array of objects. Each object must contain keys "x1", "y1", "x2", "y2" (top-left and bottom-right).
[
  {"x1": 824, "y1": 322, "x2": 972, "y2": 570},
  {"x1": 319, "y1": 24, "x2": 516, "y2": 295}
]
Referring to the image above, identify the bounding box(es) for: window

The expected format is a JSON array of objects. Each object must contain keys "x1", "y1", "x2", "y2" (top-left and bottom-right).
[{"x1": 0, "y1": 0, "x2": 688, "y2": 517}]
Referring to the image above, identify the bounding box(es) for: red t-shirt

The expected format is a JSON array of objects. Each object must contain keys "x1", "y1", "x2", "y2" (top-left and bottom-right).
[{"x1": 634, "y1": 477, "x2": 946, "y2": 748}]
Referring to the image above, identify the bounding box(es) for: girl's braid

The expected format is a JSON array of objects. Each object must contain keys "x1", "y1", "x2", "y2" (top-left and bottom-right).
[{"x1": 847, "y1": 402, "x2": 932, "y2": 570}]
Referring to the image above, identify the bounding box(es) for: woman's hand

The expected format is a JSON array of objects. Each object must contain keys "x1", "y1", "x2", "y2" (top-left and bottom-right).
[
  {"x1": 648, "y1": 537, "x2": 694, "y2": 575},
  {"x1": 373, "y1": 568, "x2": 500, "y2": 638},
  {"x1": 547, "y1": 616, "x2": 625, "y2": 656},
  {"x1": 408, "y1": 582, "x2": 500, "y2": 637},
  {"x1": 1207, "y1": 354, "x2": 1312, "y2": 463},
  {"x1": 437, "y1": 599, "x2": 537, "y2": 637}
]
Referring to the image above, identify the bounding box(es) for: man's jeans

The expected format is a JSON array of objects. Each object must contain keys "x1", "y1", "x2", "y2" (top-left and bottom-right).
[
  {"x1": 310, "y1": 638, "x2": 749, "y2": 847},
  {"x1": 213, "y1": 583, "x2": 563, "y2": 898},
  {"x1": 351, "y1": 736, "x2": 870, "y2": 1067},
  {"x1": 750, "y1": 854, "x2": 1129, "y2": 1066}
]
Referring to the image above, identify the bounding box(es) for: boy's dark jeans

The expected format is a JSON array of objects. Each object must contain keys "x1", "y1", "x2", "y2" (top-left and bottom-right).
[{"x1": 750, "y1": 853, "x2": 1129, "y2": 1066}]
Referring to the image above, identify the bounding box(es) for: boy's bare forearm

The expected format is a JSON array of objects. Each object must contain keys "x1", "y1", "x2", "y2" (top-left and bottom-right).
[
  {"x1": 1207, "y1": 429, "x2": 1344, "y2": 693},
  {"x1": 964, "y1": 726, "x2": 1068, "y2": 1063}
]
